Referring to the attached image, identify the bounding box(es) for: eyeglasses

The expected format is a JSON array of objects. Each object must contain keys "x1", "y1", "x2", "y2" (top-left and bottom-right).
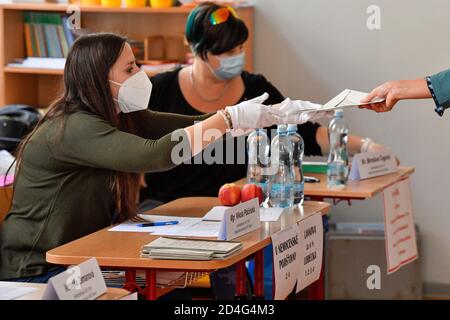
[{"x1": 209, "y1": 6, "x2": 239, "y2": 26}]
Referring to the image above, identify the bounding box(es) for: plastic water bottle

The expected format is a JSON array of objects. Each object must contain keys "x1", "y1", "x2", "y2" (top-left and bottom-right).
[
  {"x1": 269, "y1": 125, "x2": 294, "y2": 208},
  {"x1": 327, "y1": 109, "x2": 349, "y2": 188},
  {"x1": 247, "y1": 129, "x2": 270, "y2": 205},
  {"x1": 287, "y1": 124, "x2": 305, "y2": 206}
]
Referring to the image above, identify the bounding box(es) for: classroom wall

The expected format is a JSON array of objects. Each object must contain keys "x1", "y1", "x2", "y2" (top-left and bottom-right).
[{"x1": 252, "y1": 0, "x2": 450, "y2": 286}]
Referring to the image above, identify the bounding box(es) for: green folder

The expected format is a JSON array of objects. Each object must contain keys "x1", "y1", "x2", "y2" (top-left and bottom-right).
[{"x1": 302, "y1": 161, "x2": 328, "y2": 174}]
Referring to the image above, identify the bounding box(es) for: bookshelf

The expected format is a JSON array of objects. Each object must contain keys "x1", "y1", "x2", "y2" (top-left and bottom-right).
[{"x1": 0, "y1": 3, "x2": 254, "y2": 108}]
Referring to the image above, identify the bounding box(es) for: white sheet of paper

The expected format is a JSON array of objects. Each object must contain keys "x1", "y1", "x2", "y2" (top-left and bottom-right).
[
  {"x1": 176, "y1": 220, "x2": 222, "y2": 238},
  {"x1": 319, "y1": 89, "x2": 385, "y2": 111},
  {"x1": 273, "y1": 89, "x2": 385, "y2": 113},
  {"x1": 271, "y1": 225, "x2": 302, "y2": 300},
  {"x1": 108, "y1": 215, "x2": 201, "y2": 234},
  {"x1": 383, "y1": 178, "x2": 418, "y2": 274},
  {"x1": 296, "y1": 213, "x2": 324, "y2": 293},
  {"x1": 202, "y1": 206, "x2": 228, "y2": 221},
  {"x1": 260, "y1": 207, "x2": 285, "y2": 222},
  {"x1": 0, "y1": 285, "x2": 38, "y2": 300}
]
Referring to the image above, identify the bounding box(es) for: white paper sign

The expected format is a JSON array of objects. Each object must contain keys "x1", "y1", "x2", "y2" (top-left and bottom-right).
[
  {"x1": 271, "y1": 225, "x2": 302, "y2": 300},
  {"x1": 260, "y1": 207, "x2": 286, "y2": 222},
  {"x1": 349, "y1": 150, "x2": 398, "y2": 181},
  {"x1": 383, "y1": 178, "x2": 418, "y2": 274},
  {"x1": 42, "y1": 258, "x2": 107, "y2": 300},
  {"x1": 218, "y1": 198, "x2": 261, "y2": 241},
  {"x1": 296, "y1": 213, "x2": 324, "y2": 293}
]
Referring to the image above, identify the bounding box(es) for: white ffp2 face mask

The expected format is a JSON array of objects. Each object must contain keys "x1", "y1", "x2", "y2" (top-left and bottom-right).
[{"x1": 109, "y1": 70, "x2": 152, "y2": 113}]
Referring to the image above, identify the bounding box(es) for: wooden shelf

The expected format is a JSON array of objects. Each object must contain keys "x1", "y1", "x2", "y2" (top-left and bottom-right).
[
  {"x1": 3, "y1": 66, "x2": 170, "y2": 77},
  {"x1": 0, "y1": 3, "x2": 200, "y2": 14},
  {"x1": 0, "y1": 3, "x2": 254, "y2": 108},
  {"x1": 3, "y1": 66, "x2": 64, "y2": 75}
]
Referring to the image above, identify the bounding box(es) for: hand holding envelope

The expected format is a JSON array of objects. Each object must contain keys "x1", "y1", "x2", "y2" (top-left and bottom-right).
[
  {"x1": 320, "y1": 89, "x2": 386, "y2": 111},
  {"x1": 230, "y1": 89, "x2": 386, "y2": 136},
  {"x1": 272, "y1": 89, "x2": 386, "y2": 125}
]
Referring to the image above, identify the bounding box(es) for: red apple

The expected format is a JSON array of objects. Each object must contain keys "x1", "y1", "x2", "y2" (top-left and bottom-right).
[
  {"x1": 218, "y1": 183, "x2": 241, "y2": 206},
  {"x1": 241, "y1": 183, "x2": 264, "y2": 204}
]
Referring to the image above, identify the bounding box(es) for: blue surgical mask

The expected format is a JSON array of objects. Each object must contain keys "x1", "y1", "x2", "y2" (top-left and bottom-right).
[{"x1": 209, "y1": 52, "x2": 246, "y2": 81}]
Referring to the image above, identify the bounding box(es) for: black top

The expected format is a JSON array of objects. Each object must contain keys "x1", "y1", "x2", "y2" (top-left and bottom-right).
[{"x1": 143, "y1": 68, "x2": 322, "y2": 202}]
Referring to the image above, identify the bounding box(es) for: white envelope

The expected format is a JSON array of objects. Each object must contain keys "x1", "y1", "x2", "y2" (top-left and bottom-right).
[
  {"x1": 275, "y1": 89, "x2": 385, "y2": 113},
  {"x1": 319, "y1": 89, "x2": 385, "y2": 111}
]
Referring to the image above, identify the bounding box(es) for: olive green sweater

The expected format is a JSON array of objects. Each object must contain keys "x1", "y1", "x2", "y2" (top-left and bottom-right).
[{"x1": 0, "y1": 109, "x2": 210, "y2": 280}]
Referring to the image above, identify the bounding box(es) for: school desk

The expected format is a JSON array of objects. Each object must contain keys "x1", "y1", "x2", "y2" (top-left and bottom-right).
[{"x1": 46, "y1": 198, "x2": 330, "y2": 300}]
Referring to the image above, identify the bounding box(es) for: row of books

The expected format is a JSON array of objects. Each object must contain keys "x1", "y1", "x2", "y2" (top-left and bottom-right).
[{"x1": 23, "y1": 12, "x2": 76, "y2": 58}]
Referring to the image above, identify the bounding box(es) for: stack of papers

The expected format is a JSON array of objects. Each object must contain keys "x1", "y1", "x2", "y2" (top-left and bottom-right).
[
  {"x1": 109, "y1": 214, "x2": 222, "y2": 238},
  {"x1": 141, "y1": 237, "x2": 243, "y2": 261}
]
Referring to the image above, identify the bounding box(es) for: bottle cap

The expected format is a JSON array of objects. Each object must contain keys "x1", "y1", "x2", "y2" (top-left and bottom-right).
[
  {"x1": 335, "y1": 109, "x2": 344, "y2": 117},
  {"x1": 277, "y1": 124, "x2": 288, "y2": 133},
  {"x1": 287, "y1": 124, "x2": 297, "y2": 132}
]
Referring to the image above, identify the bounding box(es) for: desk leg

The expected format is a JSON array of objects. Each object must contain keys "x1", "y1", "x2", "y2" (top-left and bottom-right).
[
  {"x1": 123, "y1": 269, "x2": 138, "y2": 292},
  {"x1": 146, "y1": 270, "x2": 157, "y2": 300},
  {"x1": 253, "y1": 249, "x2": 264, "y2": 300},
  {"x1": 235, "y1": 259, "x2": 247, "y2": 300}
]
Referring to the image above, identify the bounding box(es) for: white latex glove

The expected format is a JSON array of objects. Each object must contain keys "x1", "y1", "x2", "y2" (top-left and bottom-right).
[
  {"x1": 225, "y1": 93, "x2": 283, "y2": 130},
  {"x1": 274, "y1": 98, "x2": 334, "y2": 124}
]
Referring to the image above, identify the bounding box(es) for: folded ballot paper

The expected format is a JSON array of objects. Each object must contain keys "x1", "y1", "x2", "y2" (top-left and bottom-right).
[
  {"x1": 297, "y1": 89, "x2": 386, "y2": 113},
  {"x1": 322, "y1": 89, "x2": 385, "y2": 111},
  {"x1": 141, "y1": 237, "x2": 243, "y2": 261}
]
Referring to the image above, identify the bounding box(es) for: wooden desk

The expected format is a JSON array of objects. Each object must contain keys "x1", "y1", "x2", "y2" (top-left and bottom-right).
[
  {"x1": 236, "y1": 167, "x2": 415, "y2": 300},
  {"x1": 304, "y1": 167, "x2": 415, "y2": 200},
  {"x1": 236, "y1": 167, "x2": 415, "y2": 201},
  {"x1": 47, "y1": 197, "x2": 330, "y2": 300},
  {"x1": 0, "y1": 281, "x2": 131, "y2": 300}
]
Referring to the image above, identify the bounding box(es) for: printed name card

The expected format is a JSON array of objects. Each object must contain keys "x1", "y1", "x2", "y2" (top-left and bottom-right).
[
  {"x1": 296, "y1": 213, "x2": 324, "y2": 293},
  {"x1": 383, "y1": 178, "x2": 418, "y2": 274},
  {"x1": 271, "y1": 225, "x2": 302, "y2": 300},
  {"x1": 218, "y1": 198, "x2": 261, "y2": 241},
  {"x1": 42, "y1": 258, "x2": 107, "y2": 300},
  {"x1": 349, "y1": 150, "x2": 398, "y2": 181}
]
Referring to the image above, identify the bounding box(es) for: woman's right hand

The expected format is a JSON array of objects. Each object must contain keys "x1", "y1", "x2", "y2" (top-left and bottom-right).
[
  {"x1": 360, "y1": 79, "x2": 431, "y2": 112},
  {"x1": 225, "y1": 92, "x2": 284, "y2": 129}
]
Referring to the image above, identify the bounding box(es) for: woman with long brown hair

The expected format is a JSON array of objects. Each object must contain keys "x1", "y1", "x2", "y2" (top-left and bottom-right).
[{"x1": 0, "y1": 32, "x2": 301, "y2": 283}]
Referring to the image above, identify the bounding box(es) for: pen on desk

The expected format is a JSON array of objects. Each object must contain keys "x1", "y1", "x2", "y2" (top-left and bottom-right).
[
  {"x1": 137, "y1": 221, "x2": 179, "y2": 227},
  {"x1": 305, "y1": 176, "x2": 320, "y2": 183}
]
